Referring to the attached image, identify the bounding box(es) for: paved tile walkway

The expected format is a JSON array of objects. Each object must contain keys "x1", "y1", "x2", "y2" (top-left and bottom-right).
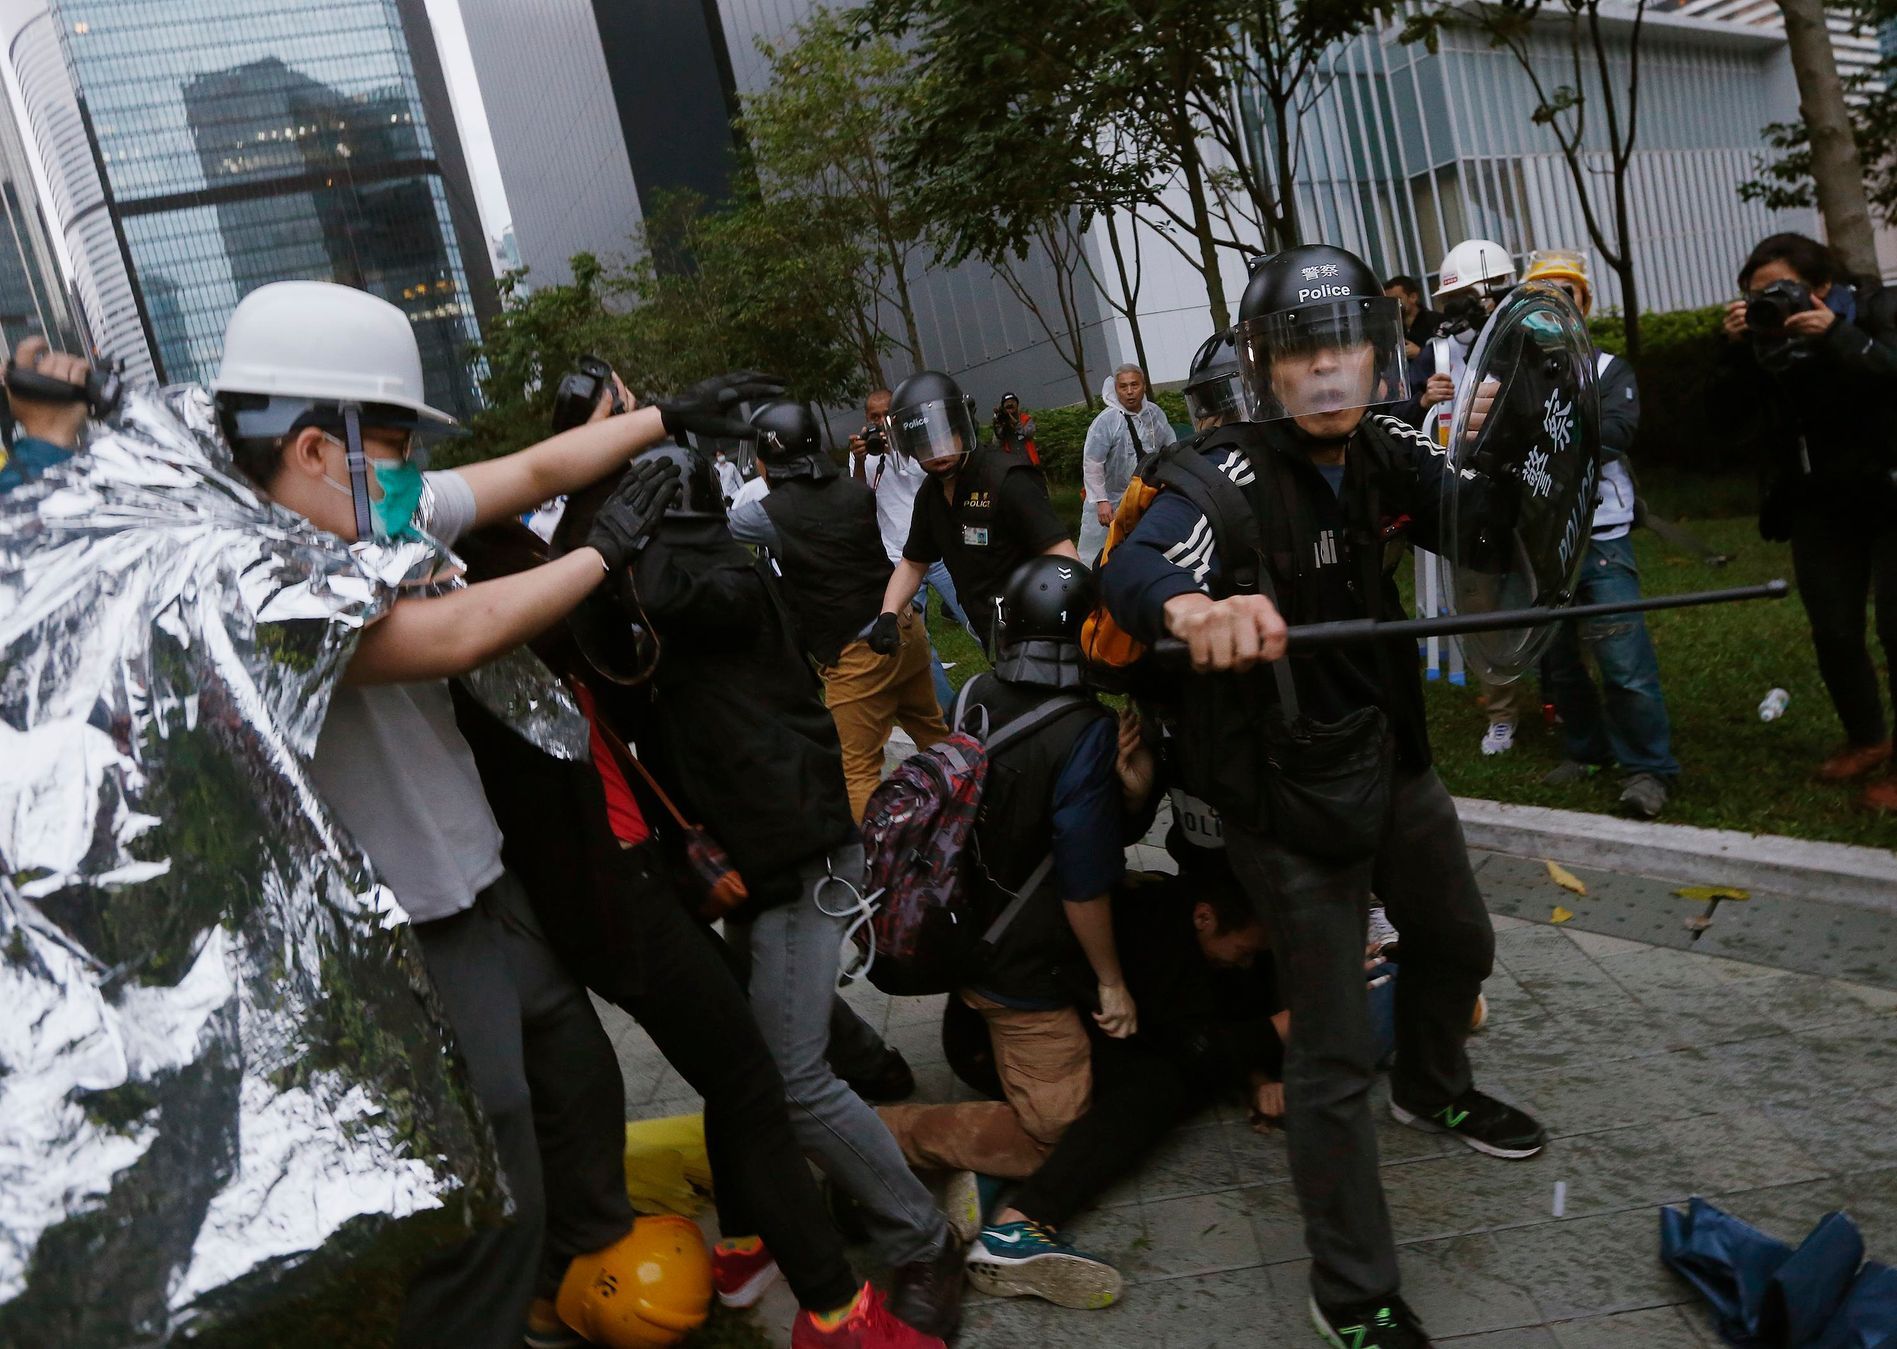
[{"x1": 598, "y1": 838, "x2": 1896, "y2": 1346}]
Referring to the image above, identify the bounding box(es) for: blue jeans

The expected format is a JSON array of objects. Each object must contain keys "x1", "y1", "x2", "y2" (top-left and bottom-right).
[
  {"x1": 1543, "y1": 534, "x2": 1679, "y2": 779},
  {"x1": 916, "y1": 560, "x2": 976, "y2": 710}
]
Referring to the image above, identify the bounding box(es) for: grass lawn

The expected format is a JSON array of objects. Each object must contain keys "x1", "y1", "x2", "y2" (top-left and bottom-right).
[{"x1": 927, "y1": 480, "x2": 1894, "y2": 851}]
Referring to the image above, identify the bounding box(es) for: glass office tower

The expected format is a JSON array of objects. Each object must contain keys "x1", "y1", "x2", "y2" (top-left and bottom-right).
[{"x1": 5, "y1": 0, "x2": 489, "y2": 416}]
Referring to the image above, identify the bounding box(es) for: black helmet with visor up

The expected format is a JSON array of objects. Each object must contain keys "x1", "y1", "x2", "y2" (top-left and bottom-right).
[
  {"x1": 1234, "y1": 245, "x2": 1409, "y2": 423},
  {"x1": 885, "y1": 369, "x2": 980, "y2": 465}
]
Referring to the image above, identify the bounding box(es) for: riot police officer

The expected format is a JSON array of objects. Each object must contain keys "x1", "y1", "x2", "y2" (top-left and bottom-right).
[
  {"x1": 871, "y1": 370, "x2": 1076, "y2": 656},
  {"x1": 1099, "y1": 245, "x2": 1547, "y2": 1349}
]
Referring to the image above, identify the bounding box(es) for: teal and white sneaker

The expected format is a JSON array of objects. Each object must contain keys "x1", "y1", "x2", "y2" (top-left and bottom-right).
[{"x1": 963, "y1": 1220, "x2": 1122, "y2": 1309}]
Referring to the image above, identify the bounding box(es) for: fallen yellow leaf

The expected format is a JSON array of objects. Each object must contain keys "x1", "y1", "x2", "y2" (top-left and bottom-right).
[
  {"x1": 1674, "y1": 885, "x2": 1750, "y2": 903},
  {"x1": 1552, "y1": 906, "x2": 1574, "y2": 924},
  {"x1": 1545, "y1": 860, "x2": 1588, "y2": 897}
]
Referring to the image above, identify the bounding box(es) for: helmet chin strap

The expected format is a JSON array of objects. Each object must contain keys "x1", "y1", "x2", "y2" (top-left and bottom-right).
[{"x1": 340, "y1": 402, "x2": 374, "y2": 541}]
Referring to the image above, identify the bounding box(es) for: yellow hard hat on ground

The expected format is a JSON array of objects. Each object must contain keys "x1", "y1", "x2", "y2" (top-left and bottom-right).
[
  {"x1": 1523, "y1": 250, "x2": 1593, "y2": 315},
  {"x1": 555, "y1": 1215, "x2": 713, "y2": 1348}
]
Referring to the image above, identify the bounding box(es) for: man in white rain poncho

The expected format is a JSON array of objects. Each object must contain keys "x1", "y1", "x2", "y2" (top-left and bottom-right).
[{"x1": 1079, "y1": 365, "x2": 1175, "y2": 561}]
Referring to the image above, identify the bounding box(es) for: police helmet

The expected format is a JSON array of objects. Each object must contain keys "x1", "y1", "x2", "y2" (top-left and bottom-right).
[
  {"x1": 991, "y1": 556, "x2": 1095, "y2": 691},
  {"x1": 749, "y1": 401, "x2": 836, "y2": 480},
  {"x1": 885, "y1": 370, "x2": 980, "y2": 465},
  {"x1": 1234, "y1": 245, "x2": 1409, "y2": 424}
]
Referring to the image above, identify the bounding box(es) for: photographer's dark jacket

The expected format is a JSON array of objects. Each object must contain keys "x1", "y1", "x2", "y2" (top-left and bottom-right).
[
  {"x1": 623, "y1": 517, "x2": 856, "y2": 909},
  {"x1": 1100, "y1": 417, "x2": 1453, "y2": 833},
  {"x1": 1722, "y1": 280, "x2": 1897, "y2": 526}
]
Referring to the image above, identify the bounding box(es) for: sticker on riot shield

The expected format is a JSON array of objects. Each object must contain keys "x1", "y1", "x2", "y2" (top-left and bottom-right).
[{"x1": 1437, "y1": 281, "x2": 1601, "y2": 683}]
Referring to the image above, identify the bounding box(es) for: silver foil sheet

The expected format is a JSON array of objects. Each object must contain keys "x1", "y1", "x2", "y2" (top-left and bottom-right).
[{"x1": 0, "y1": 386, "x2": 527, "y2": 1344}]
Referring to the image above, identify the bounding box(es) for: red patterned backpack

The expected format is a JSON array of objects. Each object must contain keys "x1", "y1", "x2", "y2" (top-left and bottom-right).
[{"x1": 854, "y1": 677, "x2": 1092, "y2": 995}]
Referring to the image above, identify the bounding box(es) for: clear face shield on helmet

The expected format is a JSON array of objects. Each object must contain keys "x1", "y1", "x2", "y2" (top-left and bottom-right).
[
  {"x1": 884, "y1": 395, "x2": 980, "y2": 467},
  {"x1": 1183, "y1": 369, "x2": 1245, "y2": 428},
  {"x1": 1235, "y1": 296, "x2": 1409, "y2": 424}
]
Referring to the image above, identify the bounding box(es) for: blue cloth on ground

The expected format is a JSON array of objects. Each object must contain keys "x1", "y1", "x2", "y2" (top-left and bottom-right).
[{"x1": 1660, "y1": 1197, "x2": 1895, "y2": 1347}]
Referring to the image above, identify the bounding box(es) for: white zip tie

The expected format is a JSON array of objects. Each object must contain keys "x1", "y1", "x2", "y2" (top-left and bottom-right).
[{"x1": 1553, "y1": 1181, "x2": 1567, "y2": 1218}]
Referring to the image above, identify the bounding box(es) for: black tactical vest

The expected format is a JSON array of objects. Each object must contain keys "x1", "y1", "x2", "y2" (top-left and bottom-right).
[{"x1": 761, "y1": 476, "x2": 895, "y2": 666}]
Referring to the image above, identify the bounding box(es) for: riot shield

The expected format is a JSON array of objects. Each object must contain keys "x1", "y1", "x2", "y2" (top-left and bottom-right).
[{"x1": 1438, "y1": 281, "x2": 1601, "y2": 682}]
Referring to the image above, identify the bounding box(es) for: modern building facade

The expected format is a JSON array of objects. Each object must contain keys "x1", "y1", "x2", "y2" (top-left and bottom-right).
[
  {"x1": 1, "y1": 0, "x2": 494, "y2": 416},
  {"x1": 0, "y1": 87, "x2": 80, "y2": 351}
]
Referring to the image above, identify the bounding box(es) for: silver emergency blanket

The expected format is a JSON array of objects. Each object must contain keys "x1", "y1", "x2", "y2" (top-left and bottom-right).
[{"x1": 0, "y1": 385, "x2": 583, "y2": 1343}]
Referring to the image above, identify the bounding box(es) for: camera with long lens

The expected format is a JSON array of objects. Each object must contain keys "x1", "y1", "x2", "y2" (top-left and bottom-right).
[
  {"x1": 550, "y1": 355, "x2": 623, "y2": 432},
  {"x1": 1745, "y1": 279, "x2": 1812, "y2": 334}
]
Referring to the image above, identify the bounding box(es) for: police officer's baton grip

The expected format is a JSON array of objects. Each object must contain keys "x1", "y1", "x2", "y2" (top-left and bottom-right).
[{"x1": 1150, "y1": 579, "x2": 1788, "y2": 658}]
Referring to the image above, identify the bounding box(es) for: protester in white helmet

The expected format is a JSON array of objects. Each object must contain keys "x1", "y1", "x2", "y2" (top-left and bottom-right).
[
  {"x1": 214, "y1": 280, "x2": 783, "y2": 1349},
  {"x1": 1416, "y1": 241, "x2": 1528, "y2": 756}
]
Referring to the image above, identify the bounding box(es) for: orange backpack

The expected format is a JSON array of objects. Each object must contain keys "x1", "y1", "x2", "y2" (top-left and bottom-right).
[{"x1": 1080, "y1": 433, "x2": 1266, "y2": 673}]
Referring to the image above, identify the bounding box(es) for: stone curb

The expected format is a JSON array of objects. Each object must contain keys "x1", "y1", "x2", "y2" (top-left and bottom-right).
[{"x1": 1454, "y1": 797, "x2": 1897, "y2": 916}]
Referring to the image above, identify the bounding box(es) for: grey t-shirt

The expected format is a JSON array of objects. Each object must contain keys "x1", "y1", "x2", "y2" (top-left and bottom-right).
[{"x1": 307, "y1": 470, "x2": 505, "y2": 923}]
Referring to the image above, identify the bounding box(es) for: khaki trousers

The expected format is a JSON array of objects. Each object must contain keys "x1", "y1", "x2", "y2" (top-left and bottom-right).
[
  {"x1": 821, "y1": 609, "x2": 949, "y2": 820},
  {"x1": 878, "y1": 992, "x2": 1094, "y2": 1179}
]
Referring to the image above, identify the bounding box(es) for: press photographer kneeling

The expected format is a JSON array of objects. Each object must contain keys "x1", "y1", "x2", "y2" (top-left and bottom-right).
[{"x1": 1722, "y1": 233, "x2": 1897, "y2": 811}]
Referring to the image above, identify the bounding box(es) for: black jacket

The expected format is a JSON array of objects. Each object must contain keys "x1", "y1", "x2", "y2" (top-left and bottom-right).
[
  {"x1": 760, "y1": 475, "x2": 892, "y2": 666},
  {"x1": 1720, "y1": 280, "x2": 1897, "y2": 530},
  {"x1": 626, "y1": 517, "x2": 856, "y2": 909}
]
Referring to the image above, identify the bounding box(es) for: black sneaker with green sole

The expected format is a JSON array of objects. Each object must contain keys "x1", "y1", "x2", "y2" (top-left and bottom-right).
[
  {"x1": 1310, "y1": 1293, "x2": 1433, "y2": 1348},
  {"x1": 1390, "y1": 1087, "x2": 1548, "y2": 1159}
]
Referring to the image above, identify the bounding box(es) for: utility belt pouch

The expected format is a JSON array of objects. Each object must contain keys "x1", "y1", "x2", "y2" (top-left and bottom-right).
[{"x1": 1257, "y1": 693, "x2": 1391, "y2": 864}]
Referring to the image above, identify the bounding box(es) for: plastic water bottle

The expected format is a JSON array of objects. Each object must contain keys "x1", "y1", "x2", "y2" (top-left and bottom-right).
[{"x1": 1759, "y1": 688, "x2": 1790, "y2": 722}]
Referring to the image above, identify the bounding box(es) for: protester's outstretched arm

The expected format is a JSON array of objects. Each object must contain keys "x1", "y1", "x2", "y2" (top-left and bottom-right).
[
  {"x1": 344, "y1": 550, "x2": 611, "y2": 685},
  {"x1": 455, "y1": 406, "x2": 670, "y2": 531},
  {"x1": 345, "y1": 456, "x2": 679, "y2": 684}
]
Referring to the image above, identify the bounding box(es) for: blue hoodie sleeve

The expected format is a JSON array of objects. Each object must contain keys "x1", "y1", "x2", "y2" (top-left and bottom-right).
[{"x1": 1098, "y1": 489, "x2": 1220, "y2": 645}]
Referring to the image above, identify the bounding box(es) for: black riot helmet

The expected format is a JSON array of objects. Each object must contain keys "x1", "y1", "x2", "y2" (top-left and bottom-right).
[
  {"x1": 991, "y1": 556, "x2": 1096, "y2": 691},
  {"x1": 641, "y1": 442, "x2": 726, "y2": 518},
  {"x1": 750, "y1": 401, "x2": 836, "y2": 480},
  {"x1": 1234, "y1": 244, "x2": 1408, "y2": 425},
  {"x1": 885, "y1": 369, "x2": 980, "y2": 469},
  {"x1": 1182, "y1": 328, "x2": 1243, "y2": 428}
]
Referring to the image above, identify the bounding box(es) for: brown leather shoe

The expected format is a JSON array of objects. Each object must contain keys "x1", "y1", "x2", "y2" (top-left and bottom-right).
[
  {"x1": 1817, "y1": 740, "x2": 1892, "y2": 782},
  {"x1": 1862, "y1": 777, "x2": 1897, "y2": 812}
]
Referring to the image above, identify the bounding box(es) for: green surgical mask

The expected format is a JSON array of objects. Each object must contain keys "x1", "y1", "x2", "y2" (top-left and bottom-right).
[
  {"x1": 323, "y1": 436, "x2": 425, "y2": 540},
  {"x1": 369, "y1": 455, "x2": 425, "y2": 540}
]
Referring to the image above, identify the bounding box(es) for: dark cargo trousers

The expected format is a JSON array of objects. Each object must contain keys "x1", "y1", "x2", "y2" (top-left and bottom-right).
[{"x1": 1225, "y1": 767, "x2": 1495, "y2": 1307}]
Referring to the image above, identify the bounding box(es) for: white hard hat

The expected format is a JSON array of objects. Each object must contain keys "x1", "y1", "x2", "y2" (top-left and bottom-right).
[
  {"x1": 212, "y1": 280, "x2": 455, "y2": 426},
  {"x1": 1434, "y1": 240, "x2": 1518, "y2": 301}
]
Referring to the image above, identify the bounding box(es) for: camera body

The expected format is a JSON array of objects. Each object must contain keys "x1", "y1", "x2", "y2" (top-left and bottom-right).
[
  {"x1": 860, "y1": 422, "x2": 889, "y2": 456},
  {"x1": 1746, "y1": 279, "x2": 1812, "y2": 333},
  {"x1": 551, "y1": 355, "x2": 622, "y2": 432}
]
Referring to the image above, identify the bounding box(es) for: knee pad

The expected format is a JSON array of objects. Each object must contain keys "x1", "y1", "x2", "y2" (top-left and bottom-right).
[{"x1": 555, "y1": 1215, "x2": 712, "y2": 1348}]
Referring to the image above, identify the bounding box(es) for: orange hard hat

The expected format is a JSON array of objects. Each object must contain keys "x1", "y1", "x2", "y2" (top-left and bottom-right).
[{"x1": 555, "y1": 1215, "x2": 713, "y2": 1348}]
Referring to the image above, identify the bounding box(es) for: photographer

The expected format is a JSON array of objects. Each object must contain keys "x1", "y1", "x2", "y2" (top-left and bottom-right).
[
  {"x1": 1723, "y1": 233, "x2": 1897, "y2": 810},
  {"x1": 0, "y1": 337, "x2": 97, "y2": 492},
  {"x1": 993, "y1": 391, "x2": 1039, "y2": 464}
]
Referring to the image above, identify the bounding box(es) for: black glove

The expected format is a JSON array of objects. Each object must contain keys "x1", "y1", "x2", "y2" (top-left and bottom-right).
[
  {"x1": 655, "y1": 371, "x2": 787, "y2": 440},
  {"x1": 586, "y1": 458, "x2": 682, "y2": 570},
  {"x1": 867, "y1": 610, "x2": 901, "y2": 655}
]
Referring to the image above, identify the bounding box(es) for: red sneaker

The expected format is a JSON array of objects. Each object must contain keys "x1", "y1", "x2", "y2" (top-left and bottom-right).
[
  {"x1": 791, "y1": 1283, "x2": 947, "y2": 1349},
  {"x1": 711, "y1": 1239, "x2": 781, "y2": 1309}
]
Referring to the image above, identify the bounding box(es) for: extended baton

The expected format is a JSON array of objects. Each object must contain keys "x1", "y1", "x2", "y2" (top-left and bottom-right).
[{"x1": 1151, "y1": 579, "x2": 1788, "y2": 657}]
